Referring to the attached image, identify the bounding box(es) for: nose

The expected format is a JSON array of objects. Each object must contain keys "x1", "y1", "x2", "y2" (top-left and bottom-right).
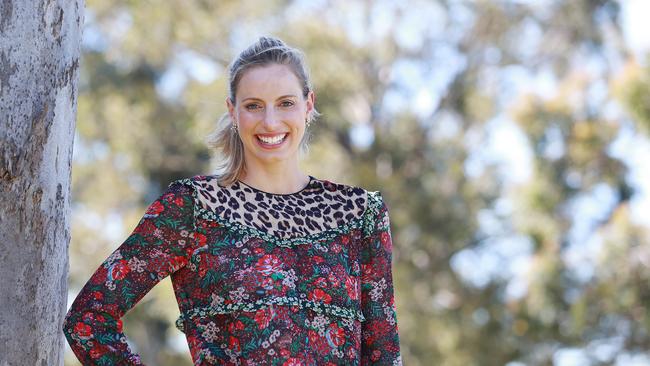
[{"x1": 262, "y1": 107, "x2": 280, "y2": 128}]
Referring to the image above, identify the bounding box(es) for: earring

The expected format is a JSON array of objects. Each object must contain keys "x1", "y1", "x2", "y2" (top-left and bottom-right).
[
  {"x1": 305, "y1": 118, "x2": 311, "y2": 128},
  {"x1": 231, "y1": 122, "x2": 238, "y2": 134}
]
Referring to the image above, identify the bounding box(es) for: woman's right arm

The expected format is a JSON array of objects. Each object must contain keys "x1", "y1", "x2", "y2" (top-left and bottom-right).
[{"x1": 63, "y1": 180, "x2": 197, "y2": 365}]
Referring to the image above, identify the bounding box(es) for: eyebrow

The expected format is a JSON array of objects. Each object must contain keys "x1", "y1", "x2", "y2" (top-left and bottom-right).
[{"x1": 241, "y1": 95, "x2": 298, "y2": 102}]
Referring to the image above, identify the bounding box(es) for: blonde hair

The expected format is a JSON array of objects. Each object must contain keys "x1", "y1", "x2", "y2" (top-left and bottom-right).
[{"x1": 206, "y1": 36, "x2": 321, "y2": 186}]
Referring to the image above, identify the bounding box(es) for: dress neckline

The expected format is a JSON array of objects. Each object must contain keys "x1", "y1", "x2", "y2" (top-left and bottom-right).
[
  {"x1": 235, "y1": 175, "x2": 316, "y2": 196},
  {"x1": 173, "y1": 175, "x2": 379, "y2": 243}
]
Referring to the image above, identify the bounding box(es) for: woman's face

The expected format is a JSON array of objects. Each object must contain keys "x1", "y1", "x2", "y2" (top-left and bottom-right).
[{"x1": 227, "y1": 63, "x2": 315, "y2": 169}]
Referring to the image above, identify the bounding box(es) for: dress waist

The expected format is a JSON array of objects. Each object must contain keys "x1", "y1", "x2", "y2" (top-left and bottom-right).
[{"x1": 175, "y1": 295, "x2": 366, "y2": 333}]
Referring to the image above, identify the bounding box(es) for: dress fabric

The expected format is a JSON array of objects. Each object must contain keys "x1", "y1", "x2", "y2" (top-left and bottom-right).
[{"x1": 63, "y1": 175, "x2": 402, "y2": 365}]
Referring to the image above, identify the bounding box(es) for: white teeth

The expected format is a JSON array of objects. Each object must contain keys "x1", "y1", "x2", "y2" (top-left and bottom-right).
[{"x1": 257, "y1": 134, "x2": 287, "y2": 144}]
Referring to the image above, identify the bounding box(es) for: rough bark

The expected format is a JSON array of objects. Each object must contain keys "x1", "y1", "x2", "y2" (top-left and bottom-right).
[{"x1": 0, "y1": 0, "x2": 83, "y2": 365}]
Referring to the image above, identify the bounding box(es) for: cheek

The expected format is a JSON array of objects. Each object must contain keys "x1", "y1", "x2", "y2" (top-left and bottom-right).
[
  {"x1": 286, "y1": 109, "x2": 307, "y2": 123},
  {"x1": 238, "y1": 111, "x2": 257, "y2": 124}
]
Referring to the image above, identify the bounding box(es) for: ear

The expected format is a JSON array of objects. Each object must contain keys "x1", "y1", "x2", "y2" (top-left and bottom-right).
[
  {"x1": 226, "y1": 97, "x2": 236, "y2": 121},
  {"x1": 306, "y1": 90, "x2": 315, "y2": 119}
]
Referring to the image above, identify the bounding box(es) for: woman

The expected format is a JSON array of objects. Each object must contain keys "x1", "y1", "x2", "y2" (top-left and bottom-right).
[{"x1": 63, "y1": 36, "x2": 401, "y2": 366}]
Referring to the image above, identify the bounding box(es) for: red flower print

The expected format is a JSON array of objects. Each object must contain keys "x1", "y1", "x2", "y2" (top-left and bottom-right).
[
  {"x1": 110, "y1": 260, "x2": 130, "y2": 281},
  {"x1": 146, "y1": 200, "x2": 164, "y2": 215},
  {"x1": 371, "y1": 349, "x2": 382, "y2": 361},
  {"x1": 199, "y1": 220, "x2": 220, "y2": 229},
  {"x1": 369, "y1": 319, "x2": 392, "y2": 338},
  {"x1": 228, "y1": 336, "x2": 241, "y2": 352},
  {"x1": 174, "y1": 196, "x2": 184, "y2": 206},
  {"x1": 259, "y1": 276, "x2": 274, "y2": 290},
  {"x1": 195, "y1": 232, "x2": 207, "y2": 246},
  {"x1": 89, "y1": 344, "x2": 108, "y2": 359},
  {"x1": 283, "y1": 358, "x2": 302, "y2": 366},
  {"x1": 256, "y1": 254, "x2": 282, "y2": 276},
  {"x1": 104, "y1": 304, "x2": 119, "y2": 316},
  {"x1": 333, "y1": 264, "x2": 346, "y2": 277},
  {"x1": 380, "y1": 231, "x2": 392, "y2": 252},
  {"x1": 280, "y1": 349, "x2": 291, "y2": 358},
  {"x1": 184, "y1": 246, "x2": 195, "y2": 257},
  {"x1": 308, "y1": 329, "x2": 330, "y2": 356},
  {"x1": 308, "y1": 288, "x2": 332, "y2": 304},
  {"x1": 345, "y1": 277, "x2": 359, "y2": 300},
  {"x1": 254, "y1": 307, "x2": 273, "y2": 329},
  {"x1": 348, "y1": 346, "x2": 358, "y2": 359},
  {"x1": 168, "y1": 255, "x2": 188, "y2": 272},
  {"x1": 327, "y1": 273, "x2": 340, "y2": 287},
  {"x1": 253, "y1": 247, "x2": 265, "y2": 255},
  {"x1": 361, "y1": 263, "x2": 375, "y2": 282},
  {"x1": 341, "y1": 235, "x2": 350, "y2": 245},
  {"x1": 90, "y1": 266, "x2": 107, "y2": 285},
  {"x1": 364, "y1": 332, "x2": 377, "y2": 346},
  {"x1": 92, "y1": 291, "x2": 103, "y2": 301},
  {"x1": 188, "y1": 335, "x2": 202, "y2": 360},
  {"x1": 308, "y1": 330, "x2": 318, "y2": 343},
  {"x1": 228, "y1": 319, "x2": 245, "y2": 332},
  {"x1": 74, "y1": 322, "x2": 92, "y2": 339},
  {"x1": 313, "y1": 256, "x2": 324, "y2": 264},
  {"x1": 82, "y1": 312, "x2": 95, "y2": 323},
  {"x1": 326, "y1": 323, "x2": 345, "y2": 348},
  {"x1": 133, "y1": 218, "x2": 155, "y2": 235},
  {"x1": 116, "y1": 319, "x2": 123, "y2": 333},
  {"x1": 313, "y1": 277, "x2": 327, "y2": 288}
]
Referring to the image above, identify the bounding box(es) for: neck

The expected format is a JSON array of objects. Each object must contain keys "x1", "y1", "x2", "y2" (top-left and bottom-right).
[{"x1": 238, "y1": 162, "x2": 310, "y2": 195}]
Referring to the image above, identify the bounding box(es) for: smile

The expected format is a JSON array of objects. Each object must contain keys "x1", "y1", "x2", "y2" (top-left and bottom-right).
[{"x1": 256, "y1": 133, "x2": 288, "y2": 146}]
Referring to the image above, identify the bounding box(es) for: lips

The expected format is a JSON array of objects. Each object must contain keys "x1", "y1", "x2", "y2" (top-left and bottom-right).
[{"x1": 256, "y1": 133, "x2": 288, "y2": 145}]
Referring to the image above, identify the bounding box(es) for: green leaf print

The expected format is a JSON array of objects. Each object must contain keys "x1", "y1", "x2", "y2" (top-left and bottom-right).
[
  {"x1": 240, "y1": 315, "x2": 257, "y2": 328},
  {"x1": 121, "y1": 281, "x2": 137, "y2": 307},
  {"x1": 201, "y1": 270, "x2": 221, "y2": 287},
  {"x1": 290, "y1": 336, "x2": 301, "y2": 354},
  {"x1": 242, "y1": 340, "x2": 258, "y2": 357}
]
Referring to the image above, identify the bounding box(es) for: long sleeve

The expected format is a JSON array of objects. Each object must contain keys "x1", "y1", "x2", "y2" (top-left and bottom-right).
[
  {"x1": 360, "y1": 192, "x2": 402, "y2": 365},
  {"x1": 63, "y1": 181, "x2": 196, "y2": 365}
]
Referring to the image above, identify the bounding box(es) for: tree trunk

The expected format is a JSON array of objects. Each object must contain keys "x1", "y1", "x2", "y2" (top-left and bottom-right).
[{"x1": 0, "y1": 0, "x2": 83, "y2": 364}]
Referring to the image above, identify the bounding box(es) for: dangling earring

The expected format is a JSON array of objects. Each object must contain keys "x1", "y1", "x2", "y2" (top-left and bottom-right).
[
  {"x1": 231, "y1": 122, "x2": 238, "y2": 134},
  {"x1": 305, "y1": 118, "x2": 311, "y2": 128}
]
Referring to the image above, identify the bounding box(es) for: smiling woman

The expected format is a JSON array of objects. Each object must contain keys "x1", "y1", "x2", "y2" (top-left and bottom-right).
[
  {"x1": 226, "y1": 63, "x2": 314, "y2": 180},
  {"x1": 206, "y1": 36, "x2": 321, "y2": 193},
  {"x1": 63, "y1": 36, "x2": 402, "y2": 365}
]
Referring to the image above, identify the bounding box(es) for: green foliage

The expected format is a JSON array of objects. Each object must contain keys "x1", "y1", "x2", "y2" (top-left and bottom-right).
[{"x1": 614, "y1": 60, "x2": 650, "y2": 133}]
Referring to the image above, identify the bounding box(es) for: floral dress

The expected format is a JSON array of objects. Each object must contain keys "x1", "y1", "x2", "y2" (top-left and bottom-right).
[{"x1": 63, "y1": 175, "x2": 401, "y2": 365}]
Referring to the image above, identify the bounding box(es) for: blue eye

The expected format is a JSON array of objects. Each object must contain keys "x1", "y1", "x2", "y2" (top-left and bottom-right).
[
  {"x1": 281, "y1": 100, "x2": 295, "y2": 107},
  {"x1": 245, "y1": 104, "x2": 261, "y2": 111}
]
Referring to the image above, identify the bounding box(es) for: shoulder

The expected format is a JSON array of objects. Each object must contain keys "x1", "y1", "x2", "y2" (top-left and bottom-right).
[
  {"x1": 319, "y1": 178, "x2": 391, "y2": 234},
  {"x1": 167, "y1": 174, "x2": 215, "y2": 189},
  {"x1": 318, "y1": 177, "x2": 366, "y2": 195},
  {"x1": 316, "y1": 177, "x2": 386, "y2": 220},
  {"x1": 164, "y1": 175, "x2": 214, "y2": 201}
]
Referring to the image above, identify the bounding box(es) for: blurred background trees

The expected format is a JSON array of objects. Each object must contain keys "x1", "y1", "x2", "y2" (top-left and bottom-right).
[{"x1": 66, "y1": 0, "x2": 650, "y2": 365}]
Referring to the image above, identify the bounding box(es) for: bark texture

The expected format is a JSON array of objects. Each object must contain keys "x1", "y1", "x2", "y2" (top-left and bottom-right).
[{"x1": 0, "y1": 0, "x2": 83, "y2": 365}]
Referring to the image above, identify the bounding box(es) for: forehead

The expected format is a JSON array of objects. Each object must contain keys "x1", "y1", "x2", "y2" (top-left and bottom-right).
[{"x1": 236, "y1": 64, "x2": 302, "y2": 99}]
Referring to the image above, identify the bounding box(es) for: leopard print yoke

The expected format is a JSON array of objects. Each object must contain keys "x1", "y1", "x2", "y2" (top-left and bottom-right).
[{"x1": 185, "y1": 175, "x2": 369, "y2": 239}]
